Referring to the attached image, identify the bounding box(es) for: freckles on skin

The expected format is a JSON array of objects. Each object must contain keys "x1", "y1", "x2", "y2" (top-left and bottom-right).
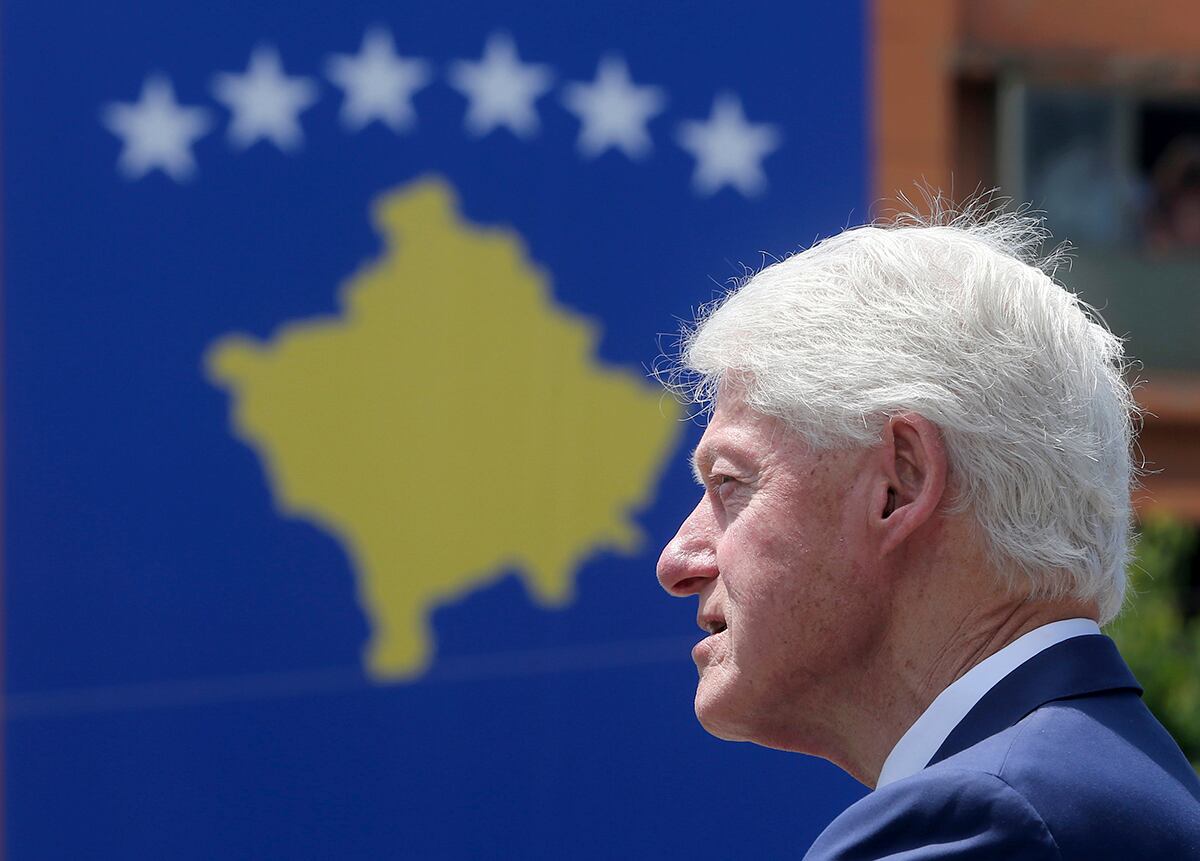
[
  {"x1": 758, "y1": 451, "x2": 877, "y2": 662},
  {"x1": 683, "y1": 390, "x2": 890, "y2": 747}
]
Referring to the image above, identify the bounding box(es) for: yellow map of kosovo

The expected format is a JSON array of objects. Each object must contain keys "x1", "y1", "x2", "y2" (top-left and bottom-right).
[{"x1": 205, "y1": 177, "x2": 681, "y2": 681}]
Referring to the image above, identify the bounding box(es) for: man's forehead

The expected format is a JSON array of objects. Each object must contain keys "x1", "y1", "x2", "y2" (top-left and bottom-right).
[
  {"x1": 705, "y1": 382, "x2": 764, "y2": 429},
  {"x1": 691, "y1": 388, "x2": 820, "y2": 472},
  {"x1": 691, "y1": 400, "x2": 790, "y2": 471}
]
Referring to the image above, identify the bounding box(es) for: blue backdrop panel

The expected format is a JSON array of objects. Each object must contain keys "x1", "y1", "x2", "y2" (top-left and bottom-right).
[{"x1": 4, "y1": 0, "x2": 868, "y2": 856}]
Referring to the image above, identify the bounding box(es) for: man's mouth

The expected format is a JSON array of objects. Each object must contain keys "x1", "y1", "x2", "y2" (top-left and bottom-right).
[{"x1": 703, "y1": 620, "x2": 728, "y2": 635}]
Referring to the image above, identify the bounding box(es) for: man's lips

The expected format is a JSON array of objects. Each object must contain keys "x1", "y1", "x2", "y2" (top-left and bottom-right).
[
  {"x1": 692, "y1": 622, "x2": 727, "y2": 664},
  {"x1": 694, "y1": 612, "x2": 728, "y2": 664}
]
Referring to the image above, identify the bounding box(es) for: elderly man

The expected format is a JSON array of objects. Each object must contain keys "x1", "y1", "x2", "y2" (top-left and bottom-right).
[{"x1": 657, "y1": 208, "x2": 1200, "y2": 859}]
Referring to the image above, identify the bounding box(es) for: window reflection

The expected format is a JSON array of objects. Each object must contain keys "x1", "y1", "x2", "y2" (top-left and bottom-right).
[{"x1": 1006, "y1": 84, "x2": 1200, "y2": 371}]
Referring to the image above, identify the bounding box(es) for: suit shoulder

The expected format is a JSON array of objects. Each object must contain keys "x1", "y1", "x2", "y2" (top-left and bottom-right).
[
  {"x1": 936, "y1": 696, "x2": 1200, "y2": 859},
  {"x1": 804, "y1": 767, "x2": 1059, "y2": 861}
]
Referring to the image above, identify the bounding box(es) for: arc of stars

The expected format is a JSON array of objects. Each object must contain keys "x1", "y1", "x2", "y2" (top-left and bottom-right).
[{"x1": 100, "y1": 30, "x2": 784, "y2": 198}]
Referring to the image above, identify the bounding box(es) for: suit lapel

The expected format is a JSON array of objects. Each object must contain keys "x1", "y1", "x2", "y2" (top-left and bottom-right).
[{"x1": 927, "y1": 634, "x2": 1143, "y2": 768}]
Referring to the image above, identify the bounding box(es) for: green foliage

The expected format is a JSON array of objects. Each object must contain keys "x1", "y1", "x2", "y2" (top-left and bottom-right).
[{"x1": 1105, "y1": 515, "x2": 1200, "y2": 772}]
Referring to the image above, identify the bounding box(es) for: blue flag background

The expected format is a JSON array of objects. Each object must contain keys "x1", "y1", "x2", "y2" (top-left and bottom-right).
[{"x1": 4, "y1": 1, "x2": 868, "y2": 856}]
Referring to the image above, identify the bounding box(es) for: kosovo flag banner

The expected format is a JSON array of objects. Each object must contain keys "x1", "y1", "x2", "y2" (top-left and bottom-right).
[{"x1": 4, "y1": 1, "x2": 867, "y2": 856}]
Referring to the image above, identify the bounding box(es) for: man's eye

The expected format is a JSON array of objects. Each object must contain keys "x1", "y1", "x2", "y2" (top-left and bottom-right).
[{"x1": 712, "y1": 475, "x2": 737, "y2": 496}]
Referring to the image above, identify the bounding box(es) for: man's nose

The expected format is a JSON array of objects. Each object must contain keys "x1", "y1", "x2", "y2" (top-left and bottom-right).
[{"x1": 656, "y1": 499, "x2": 719, "y2": 597}]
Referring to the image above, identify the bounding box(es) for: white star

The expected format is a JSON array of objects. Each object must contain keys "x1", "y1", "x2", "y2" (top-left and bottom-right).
[
  {"x1": 212, "y1": 46, "x2": 319, "y2": 152},
  {"x1": 101, "y1": 75, "x2": 212, "y2": 182},
  {"x1": 677, "y1": 93, "x2": 782, "y2": 197},
  {"x1": 562, "y1": 56, "x2": 665, "y2": 160},
  {"x1": 326, "y1": 27, "x2": 430, "y2": 133},
  {"x1": 448, "y1": 33, "x2": 554, "y2": 139}
]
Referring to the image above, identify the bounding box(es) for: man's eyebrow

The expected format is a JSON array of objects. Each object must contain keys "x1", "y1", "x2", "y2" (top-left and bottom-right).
[{"x1": 690, "y1": 440, "x2": 755, "y2": 485}]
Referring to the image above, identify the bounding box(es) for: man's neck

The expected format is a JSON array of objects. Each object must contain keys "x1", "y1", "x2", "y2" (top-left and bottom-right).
[
  {"x1": 829, "y1": 594, "x2": 1101, "y2": 787},
  {"x1": 875, "y1": 617, "x2": 1103, "y2": 789}
]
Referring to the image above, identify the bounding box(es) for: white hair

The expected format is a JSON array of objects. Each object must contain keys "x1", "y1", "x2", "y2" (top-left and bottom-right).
[{"x1": 669, "y1": 201, "x2": 1140, "y2": 623}]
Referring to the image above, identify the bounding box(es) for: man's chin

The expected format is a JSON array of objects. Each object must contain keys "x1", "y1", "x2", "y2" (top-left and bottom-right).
[{"x1": 694, "y1": 687, "x2": 749, "y2": 741}]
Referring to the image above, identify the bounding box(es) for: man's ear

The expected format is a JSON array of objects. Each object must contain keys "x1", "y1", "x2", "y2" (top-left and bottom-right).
[{"x1": 871, "y1": 414, "x2": 948, "y2": 556}]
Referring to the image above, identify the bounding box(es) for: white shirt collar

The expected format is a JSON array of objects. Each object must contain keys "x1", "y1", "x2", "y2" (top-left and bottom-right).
[{"x1": 875, "y1": 617, "x2": 1102, "y2": 789}]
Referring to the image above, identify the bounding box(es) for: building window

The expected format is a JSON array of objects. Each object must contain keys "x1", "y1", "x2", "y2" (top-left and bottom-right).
[{"x1": 996, "y1": 79, "x2": 1200, "y2": 371}]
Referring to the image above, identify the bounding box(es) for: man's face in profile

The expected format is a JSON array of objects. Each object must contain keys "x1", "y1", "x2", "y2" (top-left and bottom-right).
[{"x1": 657, "y1": 387, "x2": 886, "y2": 752}]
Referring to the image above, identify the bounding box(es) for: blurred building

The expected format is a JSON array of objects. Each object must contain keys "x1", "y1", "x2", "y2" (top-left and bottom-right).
[{"x1": 875, "y1": 0, "x2": 1200, "y2": 524}]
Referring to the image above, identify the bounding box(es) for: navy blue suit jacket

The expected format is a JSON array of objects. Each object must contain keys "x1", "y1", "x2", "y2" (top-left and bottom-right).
[{"x1": 805, "y1": 635, "x2": 1200, "y2": 859}]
